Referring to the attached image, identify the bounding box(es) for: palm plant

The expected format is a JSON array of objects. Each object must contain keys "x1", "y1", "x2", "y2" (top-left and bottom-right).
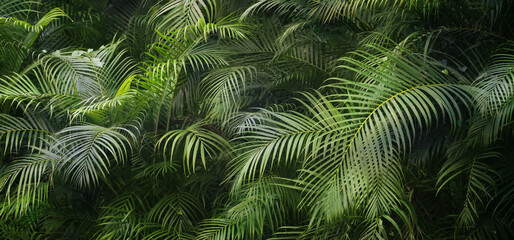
[{"x1": 1, "y1": 0, "x2": 513, "y2": 239}]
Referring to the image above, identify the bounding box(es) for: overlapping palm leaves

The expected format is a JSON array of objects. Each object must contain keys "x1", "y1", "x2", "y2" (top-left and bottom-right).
[{"x1": 1, "y1": 0, "x2": 513, "y2": 239}]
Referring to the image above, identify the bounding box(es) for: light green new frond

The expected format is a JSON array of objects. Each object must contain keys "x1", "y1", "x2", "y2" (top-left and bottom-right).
[
  {"x1": 33, "y1": 8, "x2": 69, "y2": 31},
  {"x1": 0, "y1": 8, "x2": 67, "y2": 33},
  {"x1": 1, "y1": 8, "x2": 68, "y2": 48}
]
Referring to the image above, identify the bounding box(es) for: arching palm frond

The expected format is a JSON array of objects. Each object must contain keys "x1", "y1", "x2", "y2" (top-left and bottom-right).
[
  {"x1": 149, "y1": 0, "x2": 217, "y2": 33},
  {"x1": 0, "y1": 73, "x2": 68, "y2": 112},
  {"x1": 200, "y1": 66, "x2": 257, "y2": 121},
  {"x1": 0, "y1": 0, "x2": 39, "y2": 19},
  {"x1": 157, "y1": 121, "x2": 230, "y2": 173},
  {"x1": 52, "y1": 125, "x2": 135, "y2": 188},
  {"x1": 146, "y1": 192, "x2": 205, "y2": 234},
  {"x1": 0, "y1": 7, "x2": 68, "y2": 42},
  {"x1": 137, "y1": 18, "x2": 246, "y2": 133},
  {"x1": 0, "y1": 7, "x2": 68, "y2": 74},
  {"x1": 242, "y1": 0, "x2": 402, "y2": 23},
  {"x1": 68, "y1": 43, "x2": 140, "y2": 123},
  {"x1": 0, "y1": 47, "x2": 129, "y2": 118},
  {"x1": 148, "y1": 17, "x2": 246, "y2": 71},
  {"x1": 1, "y1": 41, "x2": 139, "y2": 122},
  {"x1": 29, "y1": 49, "x2": 103, "y2": 97},
  {"x1": 473, "y1": 42, "x2": 514, "y2": 143},
  {"x1": 228, "y1": 108, "x2": 327, "y2": 188},
  {"x1": 0, "y1": 152, "x2": 56, "y2": 216},
  {"x1": 1, "y1": 0, "x2": 514, "y2": 239},
  {"x1": 93, "y1": 43, "x2": 139, "y2": 92},
  {"x1": 241, "y1": 0, "x2": 307, "y2": 21},
  {"x1": 0, "y1": 53, "x2": 97, "y2": 118},
  {"x1": 229, "y1": 42, "x2": 472, "y2": 237},
  {"x1": 437, "y1": 144, "x2": 501, "y2": 229},
  {"x1": 0, "y1": 113, "x2": 53, "y2": 154},
  {"x1": 96, "y1": 193, "x2": 146, "y2": 240},
  {"x1": 198, "y1": 176, "x2": 299, "y2": 240},
  {"x1": 303, "y1": 44, "x2": 471, "y2": 226}
]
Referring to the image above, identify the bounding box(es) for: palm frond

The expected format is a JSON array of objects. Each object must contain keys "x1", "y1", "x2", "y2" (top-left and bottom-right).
[
  {"x1": 146, "y1": 192, "x2": 205, "y2": 233},
  {"x1": 53, "y1": 125, "x2": 135, "y2": 188},
  {"x1": 473, "y1": 42, "x2": 514, "y2": 143},
  {"x1": 0, "y1": 113, "x2": 53, "y2": 154},
  {"x1": 157, "y1": 121, "x2": 230, "y2": 172},
  {"x1": 0, "y1": 152, "x2": 57, "y2": 215}
]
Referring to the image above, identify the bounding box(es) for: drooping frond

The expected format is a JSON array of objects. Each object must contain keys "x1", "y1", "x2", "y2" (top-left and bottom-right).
[
  {"x1": 0, "y1": 113, "x2": 53, "y2": 154},
  {"x1": 200, "y1": 66, "x2": 257, "y2": 120},
  {"x1": 52, "y1": 125, "x2": 135, "y2": 188},
  {"x1": 198, "y1": 176, "x2": 300, "y2": 239},
  {"x1": 146, "y1": 192, "x2": 205, "y2": 233},
  {"x1": 438, "y1": 144, "x2": 501, "y2": 228},
  {"x1": 472, "y1": 42, "x2": 514, "y2": 143},
  {"x1": 0, "y1": 0, "x2": 39, "y2": 19},
  {"x1": 0, "y1": 152, "x2": 56, "y2": 215},
  {"x1": 96, "y1": 193, "x2": 146, "y2": 239},
  {"x1": 157, "y1": 121, "x2": 230, "y2": 172}
]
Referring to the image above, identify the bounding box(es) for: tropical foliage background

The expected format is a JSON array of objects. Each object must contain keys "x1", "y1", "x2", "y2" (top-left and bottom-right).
[{"x1": 1, "y1": 0, "x2": 513, "y2": 239}]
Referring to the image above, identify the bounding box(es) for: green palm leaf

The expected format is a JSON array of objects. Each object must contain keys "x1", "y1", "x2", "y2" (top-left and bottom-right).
[
  {"x1": 0, "y1": 113, "x2": 53, "y2": 154},
  {"x1": 157, "y1": 121, "x2": 230, "y2": 172},
  {"x1": 53, "y1": 125, "x2": 135, "y2": 188}
]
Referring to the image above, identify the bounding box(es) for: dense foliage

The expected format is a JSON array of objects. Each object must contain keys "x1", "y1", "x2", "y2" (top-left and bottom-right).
[{"x1": 1, "y1": 0, "x2": 513, "y2": 239}]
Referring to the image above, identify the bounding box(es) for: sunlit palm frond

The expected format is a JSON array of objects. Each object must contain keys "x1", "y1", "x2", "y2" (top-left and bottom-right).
[
  {"x1": 228, "y1": 42, "x2": 473, "y2": 238},
  {"x1": 29, "y1": 49, "x2": 103, "y2": 97},
  {"x1": 303, "y1": 44, "x2": 471, "y2": 224},
  {"x1": 228, "y1": 108, "x2": 326, "y2": 188}
]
